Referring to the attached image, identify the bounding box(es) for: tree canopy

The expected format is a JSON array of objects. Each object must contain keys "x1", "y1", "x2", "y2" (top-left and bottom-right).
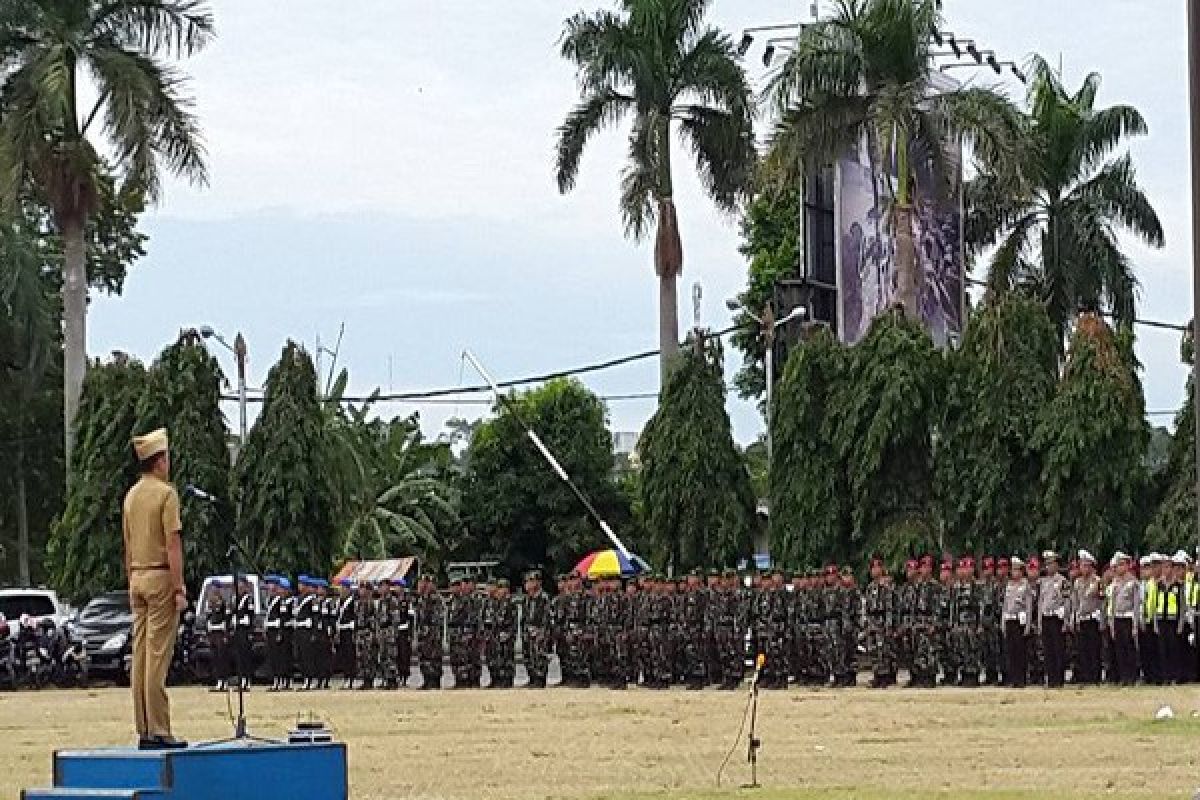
[{"x1": 639, "y1": 336, "x2": 756, "y2": 571}]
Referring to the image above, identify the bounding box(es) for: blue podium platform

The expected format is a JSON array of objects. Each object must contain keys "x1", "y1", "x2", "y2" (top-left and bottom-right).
[{"x1": 22, "y1": 739, "x2": 348, "y2": 800}]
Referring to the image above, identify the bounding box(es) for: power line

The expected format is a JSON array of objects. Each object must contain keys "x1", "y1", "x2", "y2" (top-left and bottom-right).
[{"x1": 962, "y1": 276, "x2": 1189, "y2": 333}]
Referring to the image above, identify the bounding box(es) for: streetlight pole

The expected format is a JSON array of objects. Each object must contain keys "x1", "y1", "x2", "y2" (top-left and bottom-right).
[
  {"x1": 234, "y1": 333, "x2": 248, "y2": 447},
  {"x1": 1189, "y1": 0, "x2": 1200, "y2": 556}
]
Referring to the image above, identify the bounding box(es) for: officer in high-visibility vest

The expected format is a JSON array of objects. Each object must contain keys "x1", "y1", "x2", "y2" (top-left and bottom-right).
[
  {"x1": 1140, "y1": 554, "x2": 1162, "y2": 685},
  {"x1": 1189, "y1": 552, "x2": 1200, "y2": 681},
  {"x1": 1154, "y1": 553, "x2": 1189, "y2": 684}
]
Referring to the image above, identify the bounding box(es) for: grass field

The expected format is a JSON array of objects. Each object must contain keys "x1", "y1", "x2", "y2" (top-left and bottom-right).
[{"x1": 4, "y1": 684, "x2": 1200, "y2": 799}]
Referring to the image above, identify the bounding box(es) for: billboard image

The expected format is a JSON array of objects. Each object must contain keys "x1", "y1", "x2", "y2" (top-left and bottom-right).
[{"x1": 836, "y1": 138, "x2": 964, "y2": 347}]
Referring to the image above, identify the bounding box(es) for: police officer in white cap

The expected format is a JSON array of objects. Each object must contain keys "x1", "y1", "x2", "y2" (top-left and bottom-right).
[
  {"x1": 1037, "y1": 551, "x2": 1069, "y2": 687},
  {"x1": 1154, "y1": 552, "x2": 1189, "y2": 684},
  {"x1": 1107, "y1": 552, "x2": 1139, "y2": 686},
  {"x1": 1140, "y1": 553, "x2": 1163, "y2": 684},
  {"x1": 1070, "y1": 550, "x2": 1104, "y2": 684}
]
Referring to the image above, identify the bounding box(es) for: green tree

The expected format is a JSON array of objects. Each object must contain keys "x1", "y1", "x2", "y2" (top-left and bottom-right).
[
  {"x1": 935, "y1": 293, "x2": 1058, "y2": 555},
  {"x1": 340, "y1": 412, "x2": 463, "y2": 575},
  {"x1": 0, "y1": 0, "x2": 212, "y2": 469},
  {"x1": 770, "y1": 326, "x2": 849, "y2": 568},
  {"x1": 231, "y1": 342, "x2": 339, "y2": 575},
  {"x1": 832, "y1": 312, "x2": 943, "y2": 564},
  {"x1": 47, "y1": 354, "x2": 147, "y2": 601},
  {"x1": 969, "y1": 57, "x2": 1164, "y2": 340},
  {"x1": 1035, "y1": 314, "x2": 1148, "y2": 555},
  {"x1": 764, "y1": 0, "x2": 1020, "y2": 319},
  {"x1": 0, "y1": 218, "x2": 55, "y2": 584},
  {"x1": 134, "y1": 330, "x2": 230, "y2": 586},
  {"x1": 555, "y1": 0, "x2": 755, "y2": 381},
  {"x1": 461, "y1": 379, "x2": 623, "y2": 581},
  {"x1": 639, "y1": 336, "x2": 756, "y2": 571},
  {"x1": 731, "y1": 188, "x2": 801, "y2": 400}
]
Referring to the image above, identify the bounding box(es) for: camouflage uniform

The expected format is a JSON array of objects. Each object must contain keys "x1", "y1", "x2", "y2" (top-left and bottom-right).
[
  {"x1": 714, "y1": 577, "x2": 746, "y2": 689},
  {"x1": 934, "y1": 574, "x2": 956, "y2": 685},
  {"x1": 483, "y1": 584, "x2": 517, "y2": 688},
  {"x1": 393, "y1": 586, "x2": 413, "y2": 687},
  {"x1": 837, "y1": 572, "x2": 860, "y2": 686},
  {"x1": 818, "y1": 573, "x2": 843, "y2": 686},
  {"x1": 948, "y1": 570, "x2": 983, "y2": 686},
  {"x1": 895, "y1": 572, "x2": 917, "y2": 675},
  {"x1": 414, "y1": 580, "x2": 445, "y2": 690},
  {"x1": 519, "y1": 578, "x2": 552, "y2": 688},
  {"x1": 642, "y1": 582, "x2": 671, "y2": 688},
  {"x1": 980, "y1": 573, "x2": 1003, "y2": 685},
  {"x1": 352, "y1": 587, "x2": 376, "y2": 689},
  {"x1": 447, "y1": 585, "x2": 479, "y2": 688},
  {"x1": 863, "y1": 576, "x2": 896, "y2": 687},
  {"x1": 680, "y1": 578, "x2": 709, "y2": 688},
  {"x1": 910, "y1": 576, "x2": 939, "y2": 687},
  {"x1": 375, "y1": 588, "x2": 399, "y2": 688}
]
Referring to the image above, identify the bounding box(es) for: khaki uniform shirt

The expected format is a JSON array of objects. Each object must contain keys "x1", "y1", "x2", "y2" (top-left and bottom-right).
[{"x1": 122, "y1": 475, "x2": 182, "y2": 570}]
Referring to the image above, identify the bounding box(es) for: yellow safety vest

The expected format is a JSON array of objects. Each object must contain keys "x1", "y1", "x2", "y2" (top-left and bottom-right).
[
  {"x1": 1142, "y1": 580, "x2": 1158, "y2": 623},
  {"x1": 1187, "y1": 575, "x2": 1198, "y2": 609},
  {"x1": 1155, "y1": 583, "x2": 1180, "y2": 620}
]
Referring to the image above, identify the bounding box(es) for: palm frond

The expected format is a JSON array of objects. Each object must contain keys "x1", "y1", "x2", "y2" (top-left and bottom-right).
[
  {"x1": 759, "y1": 93, "x2": 870, "y2": 191},
  {"x1": 89, "y1": 0, "x2": 215, "y2": 58},
  {"x1": 1074, "y1": 104, "x2": 1147, "y2": 177},
  {"x1": 675, "y1": 104, "x2": 754, "y2": 213},
  {"x1": 674, "y1": 28, "x2": 749, "y2": 115},
  {"x1": 560, "y1": 10, "x2": 640, "y2": 93},
  {"x1": 618, "y1": 111, "x2": 660, "y2": 239},
  {"x1": 765, "y1": 19, "x2": 864, "y2": 117},
  {"x1": 554, "y1": 88, "x2": 633, "y2": 194},
  {"x1": 1067, "y1": 153, "x2": 1164, "y2": 248},
  {"x1": 986, "y1": 212, "x2": 1040, "y2": 293},
  {"x1": 86, "y1": 39, "x2": 208, "y2": 199}
]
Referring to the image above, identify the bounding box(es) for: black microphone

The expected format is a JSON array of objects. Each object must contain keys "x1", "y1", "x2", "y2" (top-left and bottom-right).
[{"x1": 184, "y1": 484, "x2": 216, "y2": 502}]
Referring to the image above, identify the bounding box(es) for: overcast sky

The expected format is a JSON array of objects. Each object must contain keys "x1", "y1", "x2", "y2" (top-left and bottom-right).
[{"x1": 89, "y1": 0, "x2": 1193, "y2": 443}]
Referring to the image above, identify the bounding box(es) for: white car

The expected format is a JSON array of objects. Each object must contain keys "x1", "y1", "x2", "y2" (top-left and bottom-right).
[{"x1": 0, "y1": 588, "x2": 71, "y2": 640}]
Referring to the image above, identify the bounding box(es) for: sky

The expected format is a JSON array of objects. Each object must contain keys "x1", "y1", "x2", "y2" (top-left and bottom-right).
[{"x1": 88, "y1": 0, "x2": 1194, "y2": 443}]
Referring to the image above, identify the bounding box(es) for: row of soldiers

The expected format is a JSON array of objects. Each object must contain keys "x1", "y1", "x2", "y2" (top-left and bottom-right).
[{"x1": 202, "y1": 548, "x2": 1200, "y2": 690}]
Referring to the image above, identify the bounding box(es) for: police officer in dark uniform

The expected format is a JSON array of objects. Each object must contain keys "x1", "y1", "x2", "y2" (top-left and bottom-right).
[
  {"x1": 232, "y1": 577, "x2": 254, "y2": 691},
  {"x1": 293, "y1": 576, "x2": 319, "y2": 690},
  {"x1": 205, "y1": 586, "x2": 231, "y2": 692},
  {"x1": 263, "y1": 575, "x2": 290, "y2": 691},
  {"x1": 334, "y1": 579, "x2": 356, "y2": 689}
]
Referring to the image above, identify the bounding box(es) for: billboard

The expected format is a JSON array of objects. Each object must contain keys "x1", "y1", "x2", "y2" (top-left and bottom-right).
[{"x1": 835, "y1": 137, "x2": 964, "y2": 346}]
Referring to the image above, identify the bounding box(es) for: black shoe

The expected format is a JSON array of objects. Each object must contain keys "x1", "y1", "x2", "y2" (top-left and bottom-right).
[{"x1": 139, "y1": 735, "x2": 188, "y2": 750}]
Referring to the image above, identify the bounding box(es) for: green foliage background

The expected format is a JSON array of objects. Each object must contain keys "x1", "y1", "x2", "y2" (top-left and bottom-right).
[{"x1": 639, "y1": 337, "x2": 756, "y2": 571}]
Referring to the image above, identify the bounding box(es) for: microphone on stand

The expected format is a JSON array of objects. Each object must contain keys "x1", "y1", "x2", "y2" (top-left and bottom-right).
[
  {"x1": 184, "y1": 484, "x2": 216, "y2": 502},
  {"x1": 752, "y1": 653, "x2": 766, "y2": 688}
]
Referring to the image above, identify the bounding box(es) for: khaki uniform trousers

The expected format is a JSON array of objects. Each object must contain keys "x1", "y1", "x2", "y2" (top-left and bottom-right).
[{"x1": 130, "y1": 570, "x2": 179, "y2": 737}]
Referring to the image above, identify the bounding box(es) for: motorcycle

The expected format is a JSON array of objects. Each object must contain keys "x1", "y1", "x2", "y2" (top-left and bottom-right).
[
  {"x1": 169, "y1": 610, "x2": 198, "y2": 685},
  {"x1": 0, "y1": 615, "x2": 15, "y2": 690},
  {"x1": 51, "y1": 620, "x2": 89, "y2": 688},
  {"x1": 14, "y1": 615, "x2": 53, "y2": 689}
]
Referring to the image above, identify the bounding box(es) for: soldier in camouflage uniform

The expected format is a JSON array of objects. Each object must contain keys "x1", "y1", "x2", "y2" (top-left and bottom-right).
[
  {"x1": 414, "y1": 573, "x2": 445, "y2": 690},
  {"x1": 864, "y1": 557, "x2": 896, "y2": 688},
  {"x1": 520, "y1": 571, "x2": 552, "y2": 688},
  {"x1": 393, "y1": 579, "x2": 414, "y2": 687},
  {"x1": 934, "y1": 559, "x2": 956, "y2": 685},
  {"x1": 550, "y1": 575, "x2": 571, "y2": 684},
  {"x1": 787, "y1": 573, "x2": 807, "y2": 685},
  {"x1": 642, "y1": 576, "x2": 671, "y2": 688},
  {"x1": 711, "y1": 570, "x2": 742, "y2": 689},
  {"x1": 765, "y1": 570, "x2": 791, "y2": 689},
  {"x1": 352, "y1": 581, "x2": 376, "y2": 690},
  {"x1": 483, "y1": 579, "x2": 517, "y2": 688},
  {"x1": 620, "y1": 580, "x2": 639, "y2": 686},
  {"x1": 949, "y1": 556, "x2": 983, "y2": 686},
  {"x1": 816, "y1": 565, "x2": 842, "y2": 687},
  {"x1": 979, "y1": 557, "x2": 1003, "y2": 685},
  {"x1": 446, "y1": 578, "x2": 476, "y2": 688},
  {"x1": 680, "y1": 570, "x2": 709, "y2": 689},
  {"x1": 895, "y1": 559, "x2": 918, "y2": 677},
  {"x1": 376, "y1": 581, "x2": 400, "y2": 689},
  {"x1": 837, "y1": 568, "x2": 860, "y2": 686},
  {"x1": 909, "y1": 555, "x2": 939, "y2": 687},
  {"x1": 704, "y1": 570, "x2": 722, "y2": 686}
]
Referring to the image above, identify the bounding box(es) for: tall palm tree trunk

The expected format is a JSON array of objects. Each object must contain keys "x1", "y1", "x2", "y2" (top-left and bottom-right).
[
  {"x1": 16, "y1": 428, "x2": 31, "y2": 586},
  {"x1": 894, "y1": 203, "x2": 920, "y2": 319},
  {"x1": 61, "y1": 215, "x2": 88, "y2": 477},
  {"x1": 655, "y1": 197, "x2": 682, "y2": 385}
]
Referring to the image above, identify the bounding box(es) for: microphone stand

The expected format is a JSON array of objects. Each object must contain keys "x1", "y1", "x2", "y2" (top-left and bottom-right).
[
  {"x1": 188, "y1": 488, "x2": 278, "y2": 746},
  {"x1": 745, "y1": 663, "x2": 763, "y2": 789}
]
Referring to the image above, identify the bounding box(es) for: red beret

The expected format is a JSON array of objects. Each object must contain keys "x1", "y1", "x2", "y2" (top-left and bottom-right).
[
  {"x1": 998, "y1": 557, "x2": 1010, "y2": 567},
  {"x1": 869, "y1": 555, "x2": 884, "y2": 567},
  {"x1": 920, "y1": 554, "x2": 934, "y2": 566},
  {"x1": 982, "y1": 556, "x2": 995, "y2": 569},
  {"x1": 905, "y1": 558, "x2": 919, "y2": 570},
  {"x1": 958, "y1": 556, "x2": 974, "y2": 569},
  {"x1": 1027, "y1": 557, "x2": 1040, "y2": 570},
  {"x1": 824, "y1": 564, "x2": 838, "y2": 575}
]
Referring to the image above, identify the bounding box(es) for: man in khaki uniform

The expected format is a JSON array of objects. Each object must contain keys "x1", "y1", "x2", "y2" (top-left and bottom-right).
[{"x1": 123, "y1": 428, "x2": 188, "y2": 749}]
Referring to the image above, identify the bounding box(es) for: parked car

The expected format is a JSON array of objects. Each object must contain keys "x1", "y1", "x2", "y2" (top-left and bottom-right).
[
  {"x1": 73, "y1": 591, "x2": 132, "y2": 684},
  {"x1": 0, "y1": 588, "x2": 70, "y2": 640}
]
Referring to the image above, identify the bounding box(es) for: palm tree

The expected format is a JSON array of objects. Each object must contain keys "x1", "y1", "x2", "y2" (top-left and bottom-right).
[
  {"x1": 555, "y1": 0, "x2": 755, "y2": 382},
  {"x1": 0, "y1": 0, "x2": 212, "y2": 471},
  {"x1": 967, "y1": 56, "x2": 1164, "y2": 339},
  {"x1": 764, "y1": 0, "x2": 1022, "y2": 320},
  {"x1": 341, "y1": 414, "x2": 462, "y2": 573}
]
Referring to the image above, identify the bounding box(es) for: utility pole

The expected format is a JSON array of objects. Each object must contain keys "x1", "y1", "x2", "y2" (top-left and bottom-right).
[
  {"x1": 234, "y1": 333, "x2": 248, "y2": 448},
  {"x1": 1189, "y1": 0, "x2": 1200, "y2": 555}
]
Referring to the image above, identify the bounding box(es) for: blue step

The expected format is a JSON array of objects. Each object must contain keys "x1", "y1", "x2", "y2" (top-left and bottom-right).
[
  {"x1": 46, "y1": 741, "x2": 347, "y2": 800},
  {"x1": 22, "y1": 790, "x2": 163, "y2": 800}
]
